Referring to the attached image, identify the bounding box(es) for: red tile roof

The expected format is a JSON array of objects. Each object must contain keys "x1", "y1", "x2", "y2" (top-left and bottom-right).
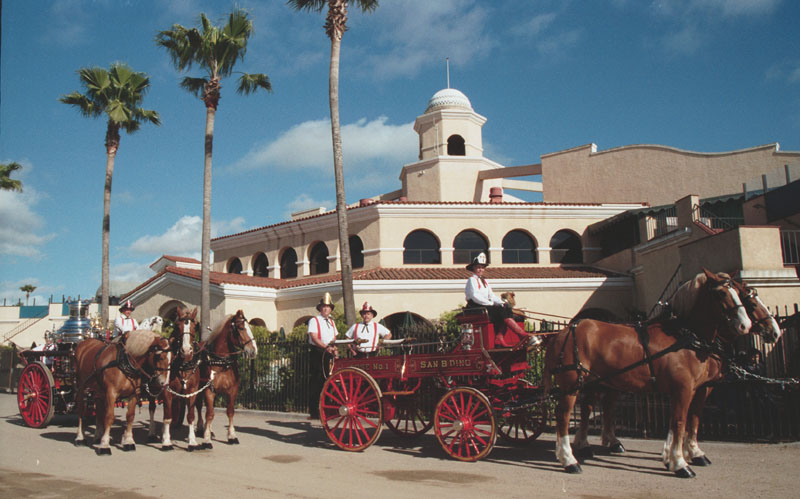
[
  {"x1": 123, "y1": 265, "x2": 625, "y2": 298},
  {"x1": 162, "y1": 255, "x2": 201, "y2": 264}
]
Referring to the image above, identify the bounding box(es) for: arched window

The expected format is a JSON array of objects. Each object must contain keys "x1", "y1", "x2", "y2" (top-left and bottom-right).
[
  {"x1": 453, "y1": 230, "x2": 488, "y2": 265},
  {"x1": 227, "y1": 258, "x2": 242, "y2": 274},
  {"x1": 309, "y1": 242, "x2": 329, "y2": 275},
  {"x1": 403, "y1": 230, "x2": 441, "y2": 264},
  {"x1": 447, "y1": 134, "x2": 465, "y2": 156},
  {"x1": 252, "y1": 252, "x2": 269, "y2": 277},
  {"x1": 349, "y1": 235, "x2": 364, "y2": 269},
  {"x1": 502, "y1": 230, "x2": 538, "y2": 264},
  {"x1": 280, "y1": 248, "x2": 298, "y2": 278},
  {"x1": 550, "y1": 230, "x2": 583, "y2": 264}
]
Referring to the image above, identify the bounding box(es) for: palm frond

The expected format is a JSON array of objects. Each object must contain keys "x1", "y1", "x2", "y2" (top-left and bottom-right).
[
  {"x1": 236, "y1": 73, "x2": 272, "y2": 95},
  {"x1": 286, "y1": 0, "x2": 327, "y2": 13},
  {"x1": 180, "y1": 76, "x2": 209, "y2": 98}
]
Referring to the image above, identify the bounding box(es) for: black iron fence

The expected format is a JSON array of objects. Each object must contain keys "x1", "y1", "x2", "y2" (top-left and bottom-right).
[{"x1": 232, "y1": 307, "x2": 800, "y2": 442}]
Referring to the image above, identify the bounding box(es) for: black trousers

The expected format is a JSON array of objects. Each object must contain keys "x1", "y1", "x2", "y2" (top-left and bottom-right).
[
  {"x1": 466, "y1": 300, "x2": 512, "y2": 329},
  {"x1": 308, "y1": 346, "x2": 325, "y2": 418}
]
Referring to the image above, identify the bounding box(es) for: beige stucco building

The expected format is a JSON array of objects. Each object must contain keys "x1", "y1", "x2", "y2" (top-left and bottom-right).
[
  {"x1": 116, "y1": 86, "x2": 799, "y2": 334},
  {"x1": 7, "y1": 86, "x2": 796, "y2": 348}
]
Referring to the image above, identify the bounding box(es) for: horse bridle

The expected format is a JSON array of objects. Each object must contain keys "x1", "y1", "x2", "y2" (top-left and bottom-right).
[
  {"x1": 228, "y1": 314, "x2": 255, "y2": 353},
  {"x1": 738, "y1": 285, "x2": 776, "y2": 333},
  {"x1": 711, "y1": 279, "x2": 749, "y2": 336}
]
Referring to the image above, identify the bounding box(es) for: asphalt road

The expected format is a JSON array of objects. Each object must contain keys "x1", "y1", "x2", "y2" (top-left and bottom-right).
[{"x1": 1, "y1": 392, "x2": 798, "y2": 498}]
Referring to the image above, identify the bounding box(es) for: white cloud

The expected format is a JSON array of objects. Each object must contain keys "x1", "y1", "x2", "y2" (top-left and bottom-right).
[
  {"x1": 229, "y1": 116, "x2": 417, "y2": 174},
  {"x1": 662, "y1": 23, "x2": 703, "y2": 55},
  {"x1": 536, "y1": 28, "x2": 582, "y2": 57},
  {"x1": 690, "y1": 0, "x2": 782, "y2": 17},
  {"x1": 356, "y1": 0, "x2": 494, "y2": 79},
  {"x1": 45, "y1": 0, "x2": 89, "y2": 46},
  {"x1": 284, "y1": 194, "x2": 334, "y2": 220},
  {"x1": 766, "y1": 60, "x2": 800, "y2": 84},
  {"x1": 511, "y1": 13, "x2": 557, "y2": 38},
  {"x1": 128, "y1": 215, "x2": 248, "y2": 256},
  {"x1": 0, "y1": 187, "x2": 55, "y2": 257}
]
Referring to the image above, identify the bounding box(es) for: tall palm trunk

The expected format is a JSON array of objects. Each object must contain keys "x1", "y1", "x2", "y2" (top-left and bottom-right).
[
  {"x1": 201, "y1": 105, "x2": 216, "y2": 333},
  {"x1": 328, "y1": 0, "x2": 355, "y2": 325},
  {"x1": 101, "y1": 125, "x2": 120, "y2": 327}
]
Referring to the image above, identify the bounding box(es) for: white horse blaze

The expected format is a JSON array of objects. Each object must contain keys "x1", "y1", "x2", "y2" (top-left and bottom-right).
[
  {"x1": 727, "y1": 287, "x2": 752, "y2": 334},
  {"x1": 755, "y1": 294, "x2": 782, "y2": 342},
  {"x1": 182, "y1": 321, "x2": 192, "y2": 357},
  {"x1": 244, "y1": 322, "x2": 258, "y2": 357}
]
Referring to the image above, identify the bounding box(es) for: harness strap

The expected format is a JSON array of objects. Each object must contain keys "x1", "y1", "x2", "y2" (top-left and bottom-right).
[{"x1": 635, "y1": 322, "x2": 658, "y2": 387}]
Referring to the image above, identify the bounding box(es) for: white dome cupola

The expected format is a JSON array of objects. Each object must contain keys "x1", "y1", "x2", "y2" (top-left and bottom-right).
[
  {"x1": 425, "y1": 88, "x2": 473, "y2": 113},
  {"x1": 414, "y1": 87, "x2": 486, "y2": 160}
]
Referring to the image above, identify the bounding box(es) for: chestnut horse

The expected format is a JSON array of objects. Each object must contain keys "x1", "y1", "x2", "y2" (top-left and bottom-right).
[
  {"x1": 194, "y1": 310, "x2": 257, "y2": 448},
  {"x1": 570, "y1": 278, "x2": 782, "y2": 470},
  {"x1": 145, "y1": 306, "x2": 204, "y2": 450},
  {"x1": 544, "y1": 269, "x2": 752, "y2": 477},
  {"x1": 74, "y1": 329, "x2": 170, "y2": 455}
]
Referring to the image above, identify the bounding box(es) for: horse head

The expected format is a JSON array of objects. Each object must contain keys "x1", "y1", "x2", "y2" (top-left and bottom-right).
[
  {"x1": 150, "y1": 336, "x2": 172, "y2": 388},
  {"x1": 701, "y1": 269, "x2": 752, "y2": 338},
  {"x1": 172, "y1": 306, "x2": 199, "y2": 358},
  {"x1": 231, "y1": 310, "x2": 258, "y2": 359},
  {"x1": 671, "y1": 269, "x2": 751, "y2": 339},
  {"x1": 732, "y1": 280, "x2": 782, "y2": 343}
]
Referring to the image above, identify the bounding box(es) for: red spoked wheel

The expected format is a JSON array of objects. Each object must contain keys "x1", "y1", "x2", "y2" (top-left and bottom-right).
[
  {"x1": 497, "y1": 399, "x2": 549, "y2": 443},
  {"x1": 320, "y1": 368, "x2": 383, "y2": 452},
  {"x1": 17, "y1": 362, "x2": 56, "y2": 428},
  {"x1": 434, "y1": 387, "x2": 496, "y2": 461}
]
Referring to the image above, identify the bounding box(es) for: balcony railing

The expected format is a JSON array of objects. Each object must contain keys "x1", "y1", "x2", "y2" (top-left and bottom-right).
[
  {"x1": 692, "y1": 204, "x2": 744, "y2": 232},
  {"x1": 645, "y1": 207, "x2": 678, "y2": 240}
]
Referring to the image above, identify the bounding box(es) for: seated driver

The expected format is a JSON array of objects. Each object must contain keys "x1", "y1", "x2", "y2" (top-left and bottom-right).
[
  {"x1": 465, "y1": 252, "x2": 540, "y2": 348},
  {"x1": 345, "y1": 302, "x2": 392, "y2": 357}
]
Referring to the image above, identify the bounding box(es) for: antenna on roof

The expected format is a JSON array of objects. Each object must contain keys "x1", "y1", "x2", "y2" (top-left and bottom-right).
[{"x1": 446, "y1": 57, "x2": 450, "y2": 88}]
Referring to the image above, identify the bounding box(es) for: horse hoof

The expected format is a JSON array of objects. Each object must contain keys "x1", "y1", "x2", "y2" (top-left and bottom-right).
[
  {"x1": 691, "y1": 455, "x2": 711, "y2": 466},
  {"x1": 203, "y1": 442, "x2": 213, "y2": 450},
  {"x1": 161, "y1": 445, "x2": 173, "y2": 452},
  {"x1": 564, "y1": 463, "x2": 582, "y2": 474},
  {"x1": 228, "y1": 438, "x2": 240, "y2": 445},
  {"x1": 609, "y1": 442, "x2": 625, "y2": 454},
  {"x1": 73, "y1": 440, "x2": 84, "y2": 447},
  {"x1": 188, "y1": 444, "x2": 203, "y2": 451},
  {"x1": 95, "y1": 447, "x2": 112, "y2": 456},
  {"x1": 122, "y1": 444, "x2": 136, "y2": 452},
  {"x1": 147, "y1": 435, "x2": 160, "y2": 444},
  {"x1": 576, "y1": 446, "x2": 594, "y2": 460},
  {"x1": 675, "y1": 466, "x2": 696, "y2": 478}
]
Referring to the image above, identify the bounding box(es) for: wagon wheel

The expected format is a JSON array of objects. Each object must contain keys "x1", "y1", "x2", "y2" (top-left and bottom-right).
[
  {"x1": 497, "y1": 398, "x2": 549, "y2": 443},
  {"x1": 434, "y1": 387, "x2": 496, "y2": 462},
  {"x1": 17, "y1": 361, "x2": 56, "y2": 428},
  {"x1": 320, "y1": 367, "x2": 383, "y2": 452},
  {"x1": 384, "y1": 381, "x2": 436, "y2": 437}
]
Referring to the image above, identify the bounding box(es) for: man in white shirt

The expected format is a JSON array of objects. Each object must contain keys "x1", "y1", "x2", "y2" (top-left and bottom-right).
[
  {"x1": 465, "y1": 252, "x2": 540, "y2": 348},
  {"x1": 307, "y1": 293, "x2": 338, "y2": 419},
  {"x1": 113, "y1": 300, "x2": 138, "y2": 339},
  {"x1": 345, "y1": 302, "x2": 391, "y2": 357}
]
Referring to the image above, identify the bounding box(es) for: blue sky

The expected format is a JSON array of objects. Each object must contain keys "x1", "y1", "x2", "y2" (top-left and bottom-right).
[{"x1": 1, "y1": 0, "x2": 799, "y2": 305}]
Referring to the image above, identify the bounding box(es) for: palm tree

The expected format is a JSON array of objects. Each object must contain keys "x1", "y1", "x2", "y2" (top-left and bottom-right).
[
  {"x1": 0, "y1": 162, "x2": 23, "y2": 192},
  {"x1": 60, "y1": 63, "x2": 161, "y2": 327},
  {"x1": 20, "y1": 285, "x2": 36, "y2": 306},
  {"x1": 287, "y1": 0, "x2": 379, "y2": 326},
  {"x1": 156, "y1": 9, "x2": 272, "y2": 331}
]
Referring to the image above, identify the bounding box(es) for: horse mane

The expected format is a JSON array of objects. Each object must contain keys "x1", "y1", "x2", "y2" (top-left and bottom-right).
[
  {"x1": 125, "y1": 329, "x2": 159, "y2": 356},
  {"x1": 670, "y1": 272, "x2": 706, "y2": 318},
  {"x1": 670, "y1": 271, "x2": 734, "y2": 318},
  {"x1": 204, "y1": 314, "x2": 234, "y2": 342}
]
